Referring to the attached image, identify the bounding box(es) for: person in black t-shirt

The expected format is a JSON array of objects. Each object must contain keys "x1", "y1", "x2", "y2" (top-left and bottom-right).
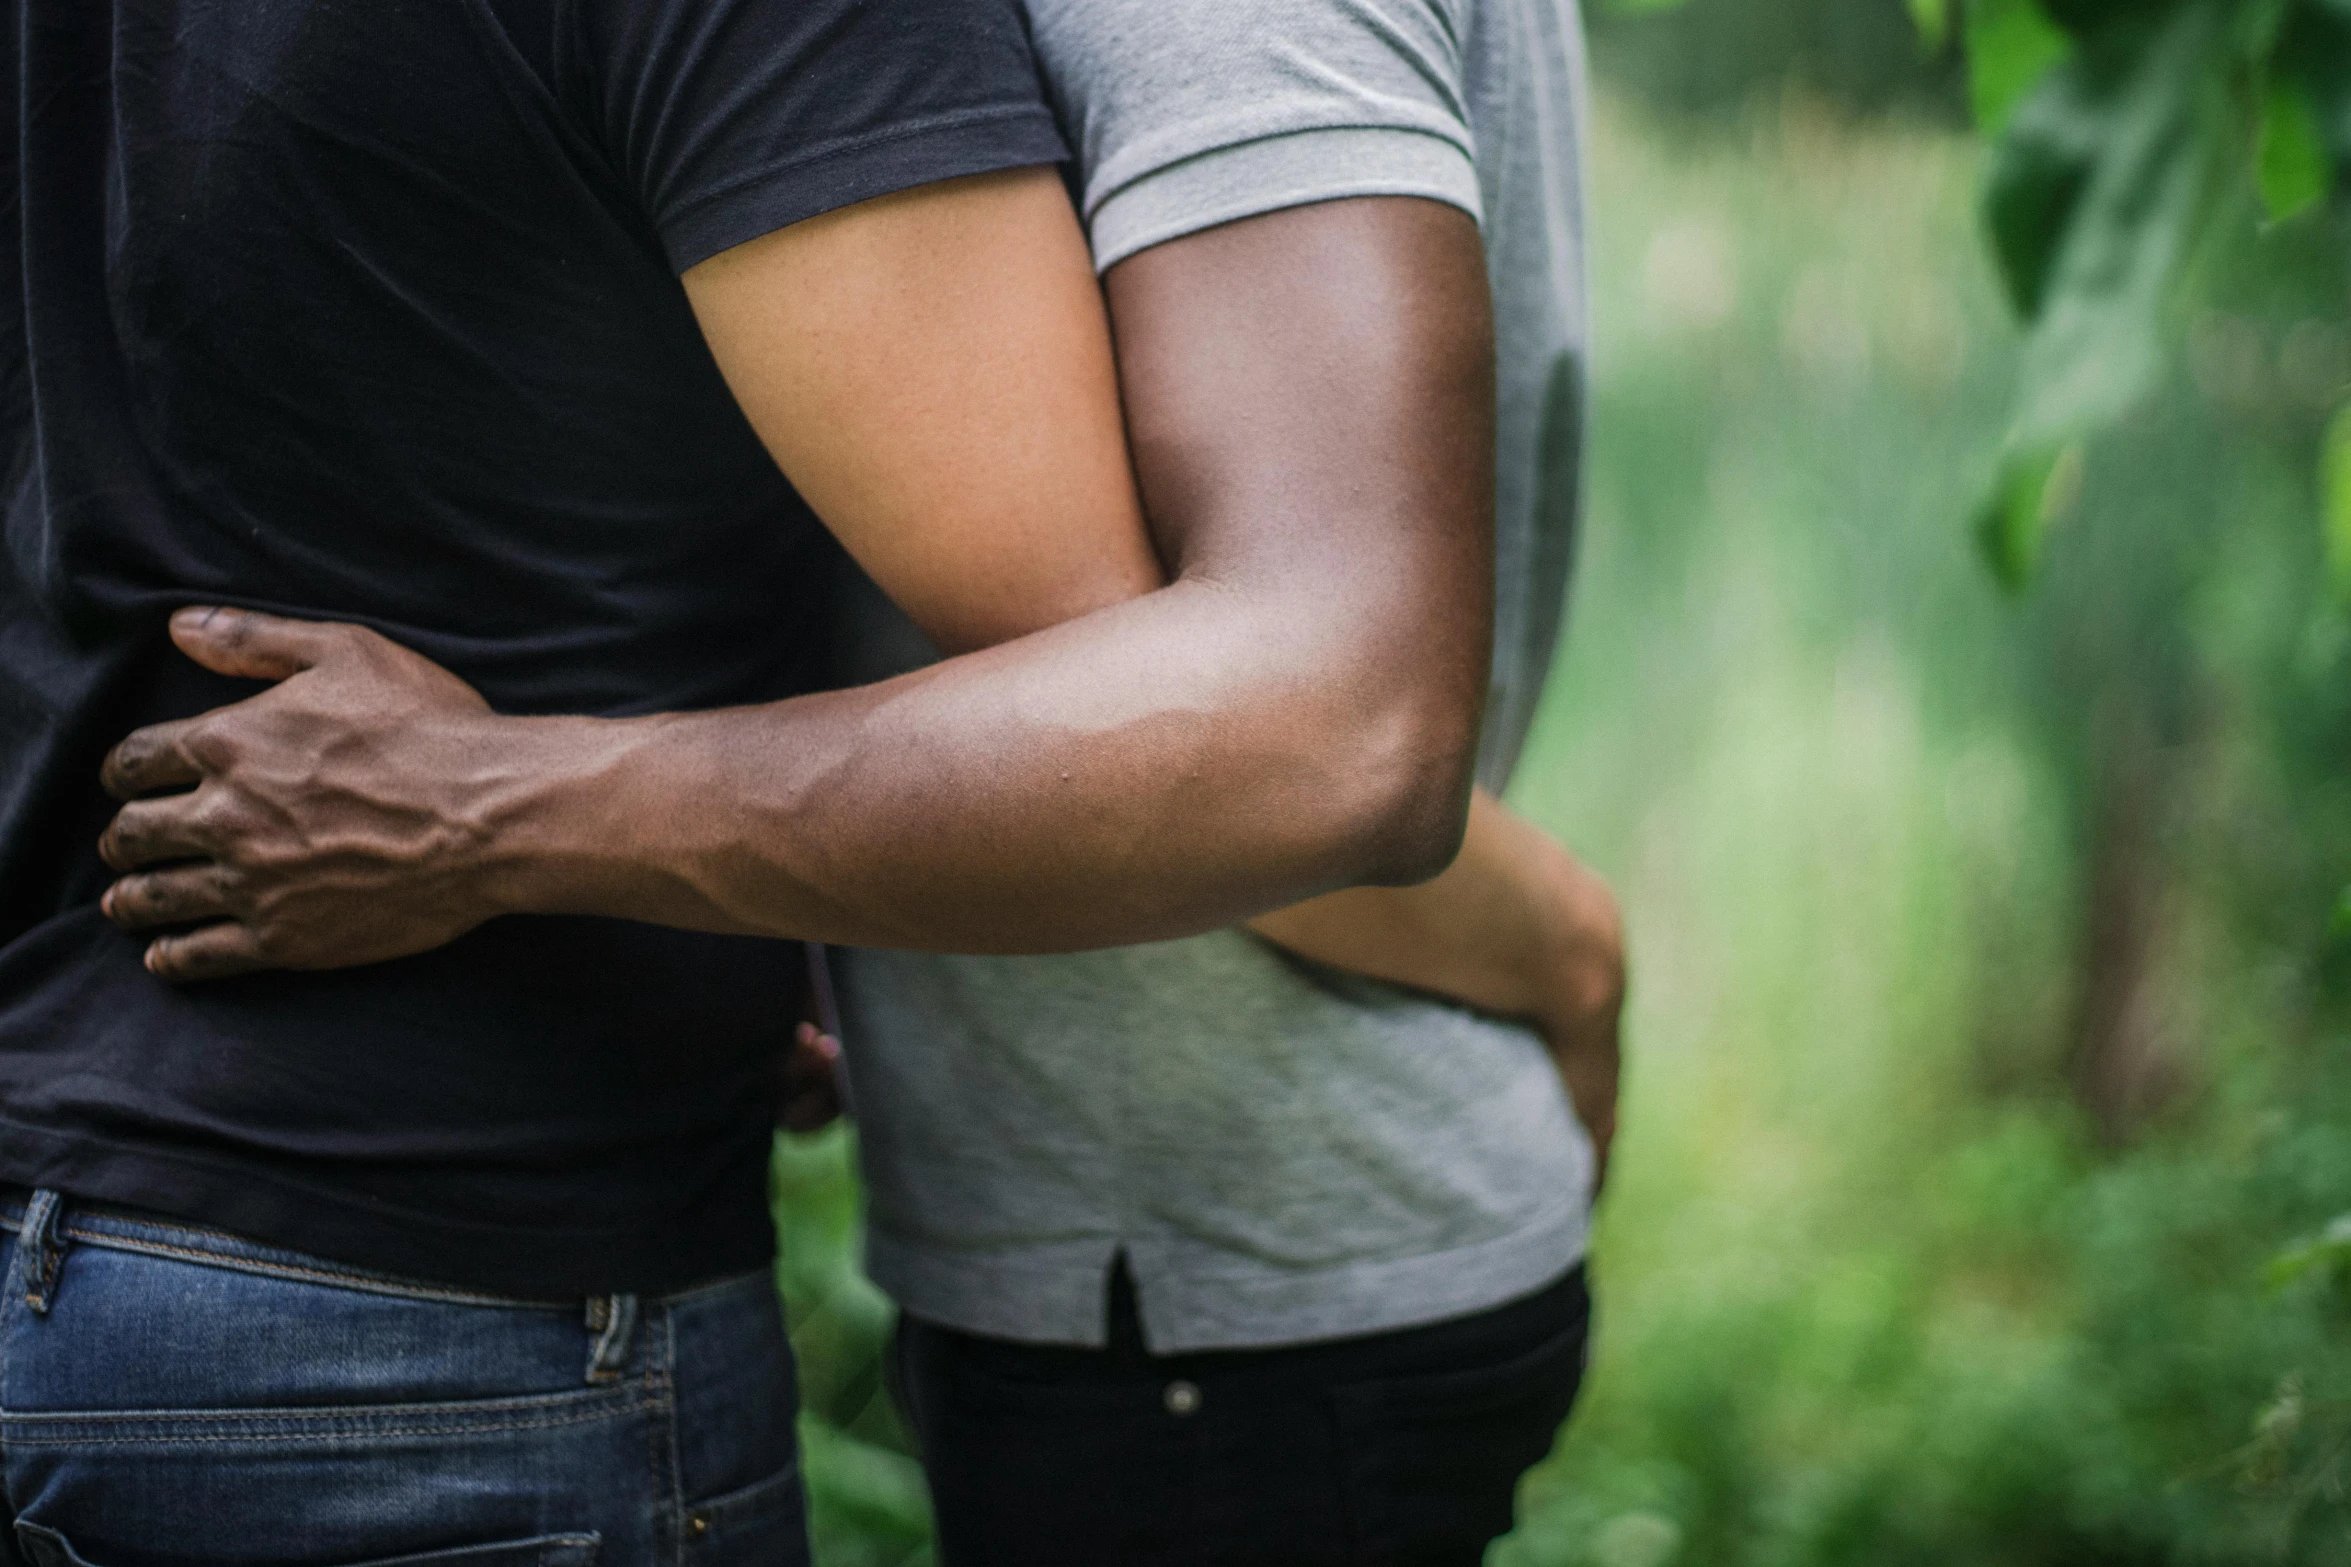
[{"x1": 0, "y1": 0, "x2": 1150, "y2": 1553}]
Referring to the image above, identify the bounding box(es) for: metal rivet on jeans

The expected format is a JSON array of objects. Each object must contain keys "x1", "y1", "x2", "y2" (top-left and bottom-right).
[
  {"x1": 1163, "y1": 1379, "x2": 1202, "y2": 1417},
  {"x1": 687, "y1": 1512, "x2": 710, "y2": 1539}
]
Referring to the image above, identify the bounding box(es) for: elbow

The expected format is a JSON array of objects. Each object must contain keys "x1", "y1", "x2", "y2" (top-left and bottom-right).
[{"x1": 1316, "y1": 682, "x2": 1479, "y2": 889}]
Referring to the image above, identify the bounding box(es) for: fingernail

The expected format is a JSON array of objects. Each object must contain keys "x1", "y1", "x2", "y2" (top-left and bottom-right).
[
  {"x1": 815, "y1": 1033, "x2": 841, "y2": 1060},
  {"x1": 100, "y1": 887, "x2": 114, "y2": 919}
]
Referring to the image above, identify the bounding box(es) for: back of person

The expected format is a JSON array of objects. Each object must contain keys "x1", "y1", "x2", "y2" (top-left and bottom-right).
[
  {"x1": 835, "y1": 0, "x2": 1594, "y2": 1556},
  {"x1": 0, "y1": 1, "x2": 1066, "y2": 1553},
  {"x1": 0, "y1": 0, "x2": 1055, "y2": 1300}
]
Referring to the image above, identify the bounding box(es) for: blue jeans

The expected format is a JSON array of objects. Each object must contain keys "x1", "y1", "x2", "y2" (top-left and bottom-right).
[{"x1": 0, "y1": 1190, "x2": 809, "y2": 1566}]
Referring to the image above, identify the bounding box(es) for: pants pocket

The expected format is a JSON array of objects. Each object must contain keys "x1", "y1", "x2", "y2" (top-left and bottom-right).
[
  {"x1": 682, "y1": 1462, "x2": 808, "y2": 1564},
  {"x1": 14, "y1": 1525, "x2": 600, "y2": 1567},
  {"x1": 1329, "y1": 1317, "x2": 1588, "y2": 1566}
]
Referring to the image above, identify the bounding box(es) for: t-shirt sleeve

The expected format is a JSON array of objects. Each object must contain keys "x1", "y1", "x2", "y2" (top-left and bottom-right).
[
  {"x1": 1025, "y1": 0, "x2": 1482, "y2": 274},
  {"x1": 572, "y1": 0, "x2": 1070, "y2": 272}
]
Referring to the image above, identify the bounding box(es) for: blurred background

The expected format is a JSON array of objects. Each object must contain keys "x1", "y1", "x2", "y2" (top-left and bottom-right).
[{"x1": 774, "y1": 2, "x2": 2351, "y2": 1561}]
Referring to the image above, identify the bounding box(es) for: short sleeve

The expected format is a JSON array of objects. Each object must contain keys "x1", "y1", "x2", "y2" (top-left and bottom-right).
[
  {"x1": 1025, "y1": 0, "x2": 1482, "y2": 273},
  {"x1": 574, "y1": 0, "x2": 1069, "y2": 272}
]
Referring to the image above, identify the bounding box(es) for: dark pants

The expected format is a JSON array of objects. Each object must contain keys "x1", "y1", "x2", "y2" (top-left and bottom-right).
[{"x1": 894, "y1": 1262, "x2": 1590, "y2": 1567}]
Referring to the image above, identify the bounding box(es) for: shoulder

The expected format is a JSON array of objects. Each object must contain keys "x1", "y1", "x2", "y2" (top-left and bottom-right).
[{"x1": 1031, "y1": 0, "x2": 1482, "y2": 272}]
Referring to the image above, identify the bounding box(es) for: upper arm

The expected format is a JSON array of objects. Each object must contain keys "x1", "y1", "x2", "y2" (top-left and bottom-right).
[
  {"x1": 1103, "y1": 193, "x2": 1497, "y2": 739},
  {"x1": 1036, "y1": 0, "x2": 1498, "y2": 806},
  {"x1": 680, "y1": 167, "x2": 1161, "y2": 657}
]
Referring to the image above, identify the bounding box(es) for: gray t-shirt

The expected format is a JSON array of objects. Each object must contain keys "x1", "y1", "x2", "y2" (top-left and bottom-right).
[{"x1": 836, "y1": 0, "x2": 1593, "y2": 1353}]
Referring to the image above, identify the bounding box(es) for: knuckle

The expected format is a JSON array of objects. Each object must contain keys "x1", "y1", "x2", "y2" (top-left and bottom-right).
[
  {"x1": 101, "y1": 741, "x2": 140, "y2": 789},
  {"x1": 122, "y1": 878, "x2": 162, "y2": 922},
  {"x1": 188, "y1": 791, "x2": 241, "y2": 841},
  {"x1": 104, "y1": 816, "x2": 146, "y2": 867},
  {"x1": 183, "y1": 725, "x2": 236, "y2": 774}
]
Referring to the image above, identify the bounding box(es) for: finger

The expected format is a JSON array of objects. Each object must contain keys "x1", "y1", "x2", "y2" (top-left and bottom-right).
[
  {"x1": 169, "y1": 605, "x2": 352, "y2": 683},
  {"x1": 100, "y1": 719, "x2": 206, "y2": 801},
  {"x1": 144, "y1": 922, "x2": 270, "y2": 985},
  {"x1": 101, "y1": 864, "x2": 234, "y2": 933},
  {"x1": 97, "y1": 796, "x2": 215, "y2": 873},
  {"x1": 779, "y1": 1023, "x2": 846, "y2": 1133}
]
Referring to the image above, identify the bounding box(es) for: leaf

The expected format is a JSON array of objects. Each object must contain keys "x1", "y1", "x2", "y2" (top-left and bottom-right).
[
  {"x1": 1983, "y1": 58, "x2": 2105, "y2": 318},
  {"x1": 2257, "y1": 78, "x2": 2330, "y2": 222},
  {"x1": 1911, "y1": 0, "x2": 1952, "y2": 52},
  {"x1": 1972, "y1": 5, "x2": 2226, "y2": 586},
  {"x1": 2320, "y1": 405, "x2": 2351, "y2": 604},
  {"x1": 2328, "y1": 883, "x2": 2351, "y2": 943},
  {"x1": 2021, "y1": 13, "x2": 2219, "y2": 422},
  {"x1": 1966, "y1": 0, "x2": 2075, "y2": 134},
  {"x1": 1977, "y1": 442, "x2": 2083, "y2": 590},
  {"x1": 2284, "y1": 2, "x2": 2351, "y2": 174},
  {"x1": 2038, "y1": 0, "x2": 2180, "y2": 39},
  {"x1": 2265, "y1": 1212, "x2": 2351, "y2": 1291}
]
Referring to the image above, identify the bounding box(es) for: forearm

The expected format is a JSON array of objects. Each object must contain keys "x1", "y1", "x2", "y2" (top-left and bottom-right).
[
  {"x1": 1251, "y1": 788, "x2": 1624, "y2": 1174},
  {"x1": 486, "y1": 576, "x2": 1470, "y2": 953},
  {"x1": 1246, "y1": 790, "x2": 1615, "y2": 1036}
]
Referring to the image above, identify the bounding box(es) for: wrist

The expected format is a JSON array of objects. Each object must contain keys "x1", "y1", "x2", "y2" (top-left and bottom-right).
[
  {"x1": 1531, "y1": 855, "x2": 1625, "y2": 1043},
  {"x1": 462, "y1": 713, "x2": 658, "y2": 919}
]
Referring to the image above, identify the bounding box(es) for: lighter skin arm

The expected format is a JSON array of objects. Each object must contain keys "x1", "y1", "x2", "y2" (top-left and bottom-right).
[{"x1": 1249, "y1": 794, "x2": 1624, "y2": 1180}]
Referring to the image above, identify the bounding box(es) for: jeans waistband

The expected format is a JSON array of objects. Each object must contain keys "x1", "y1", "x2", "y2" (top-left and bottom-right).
[{"x1": 0, "y1": 1188, "x2": 769, "y2": 1316}]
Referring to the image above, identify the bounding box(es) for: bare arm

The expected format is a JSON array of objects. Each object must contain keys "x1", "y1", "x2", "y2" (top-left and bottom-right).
[
  {"x1": 95, "y1": 176, "x2": 1495, "y2": 975},
  {"x1": 1250, "y1": 791, "x2": 1624, "y2": 1180}
]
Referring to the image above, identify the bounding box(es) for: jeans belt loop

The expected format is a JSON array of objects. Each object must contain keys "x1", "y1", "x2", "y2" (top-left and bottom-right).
[
  {"x1": 585, "y1": 1291, "x2": 639, "y2": 1384},
  {"x1": 20, "y1": 1189, "x2": 68, "y2": 1316}
]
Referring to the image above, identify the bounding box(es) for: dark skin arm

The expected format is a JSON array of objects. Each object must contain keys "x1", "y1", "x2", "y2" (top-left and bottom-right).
[{"x1": 96, "y1": 184, "x2": 1496, "y2": 977}]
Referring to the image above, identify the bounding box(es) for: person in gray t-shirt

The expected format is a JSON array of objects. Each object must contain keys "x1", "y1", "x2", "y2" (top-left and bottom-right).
[{"x1": 825, "y1": 0, "x2": 1614, "y2": 1557}]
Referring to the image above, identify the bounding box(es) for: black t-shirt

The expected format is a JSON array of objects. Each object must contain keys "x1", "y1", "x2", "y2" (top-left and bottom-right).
[{"x1": 0, "y1": 0, "x2": 1063, "y2": 1296}]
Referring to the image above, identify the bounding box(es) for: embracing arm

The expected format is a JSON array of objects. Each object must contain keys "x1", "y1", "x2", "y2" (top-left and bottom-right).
[
  {"x1": 97, "y1": 173, "x2": 1493, "y2": 972},
  {"x1": 494, "y1": 185, "x2": 1491, "y2": 950},
  {"x1": 1250, "y1": 791, "x2": 1624, "y2": 1178}
]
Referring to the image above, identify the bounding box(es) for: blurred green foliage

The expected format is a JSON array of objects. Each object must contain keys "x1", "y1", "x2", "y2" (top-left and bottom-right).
[
  {"x1": 771, "y1": 1126, "x2": 935, "y2": 1567},
  {"x1": 771, "y1": 5, "x2": 2351, "y2": 1564},
  {"x1": 1498, "y1": 74, "x2": 2351, "y2": 1565},
  {"x1": 1585, "y1": 0, "x2": 1963, "y2": 120},
  {"x1": 1962, "y1": 0, "x2": 2351, "y2": 588}
]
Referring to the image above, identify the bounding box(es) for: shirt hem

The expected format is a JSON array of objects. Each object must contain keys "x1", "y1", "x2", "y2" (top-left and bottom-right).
[
  {"x1": 1079, "y1": 105, "x2": 1473, "y2": 226},
  {"x1": 1088, "y1": 124, "x2": 1482, "y2": 273},
  {"x1": 0, "y1": 1114, "x2": 775, "y2": 1299},
  {"x1": 865, "y1": 1204, "x2": 1589, "y2": 1355},
  {"x1": 661, "y1": 105, "x2": 1068, "y2": 272}
]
